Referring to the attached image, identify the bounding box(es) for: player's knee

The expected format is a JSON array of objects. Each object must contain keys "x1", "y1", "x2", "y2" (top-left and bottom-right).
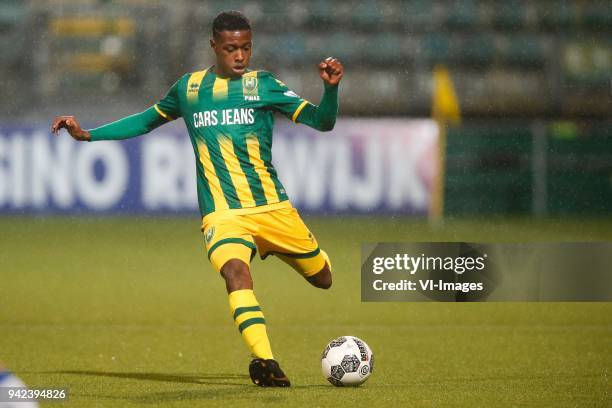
[
  {"x1": 307, "y1": 266, "x2": 332, "y2": 289},
  {"x1": 221, "y1": 259, "x2": 253, "y2": 291},
  {"x1": 318, "y1": 274, "x2": 332, "y2": 289}
]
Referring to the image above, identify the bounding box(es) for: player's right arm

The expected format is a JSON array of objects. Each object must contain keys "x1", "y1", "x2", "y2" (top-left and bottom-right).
[{"x1": 51, "y1": 78, "x2": 182, "y2": 141}]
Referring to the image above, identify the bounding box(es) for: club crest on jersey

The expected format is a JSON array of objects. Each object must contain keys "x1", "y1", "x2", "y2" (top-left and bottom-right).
[{"x1": 242, "y1": 76, "x2": 258, "y2": 92}]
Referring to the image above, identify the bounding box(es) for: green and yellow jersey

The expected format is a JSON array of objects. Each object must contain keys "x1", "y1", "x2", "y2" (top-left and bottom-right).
[{"x1": 89, "y1": 68, "x2": 339, "y2": 216}]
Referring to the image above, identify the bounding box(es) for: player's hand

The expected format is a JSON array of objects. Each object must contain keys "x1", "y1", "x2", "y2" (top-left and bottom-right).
[
  {"x1": 51, "y1": 115, "x2": 91, "y2": 141},
  {"x1": 319, "y1": 57, "x2": 344, "y2": 86}
]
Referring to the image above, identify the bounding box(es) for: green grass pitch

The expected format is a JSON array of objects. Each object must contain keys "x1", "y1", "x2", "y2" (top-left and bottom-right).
[{"x1": 1, "y1": 216, "x2": 611, "y2": 407}]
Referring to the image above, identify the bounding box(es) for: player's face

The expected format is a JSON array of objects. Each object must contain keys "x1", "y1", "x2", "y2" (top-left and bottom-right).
[{"x1": 210, "y1": 30, "x2": 252, "y2": 78}]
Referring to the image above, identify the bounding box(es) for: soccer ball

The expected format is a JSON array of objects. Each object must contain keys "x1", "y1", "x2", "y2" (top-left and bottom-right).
[{"x1": 321, "y1": 336, "x2": 374, "y2": 386}]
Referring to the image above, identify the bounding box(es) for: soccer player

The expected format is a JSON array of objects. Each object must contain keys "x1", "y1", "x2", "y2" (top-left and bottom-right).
[{"x1": 51, "y1": 11, "x2": 343, "y2": 387}]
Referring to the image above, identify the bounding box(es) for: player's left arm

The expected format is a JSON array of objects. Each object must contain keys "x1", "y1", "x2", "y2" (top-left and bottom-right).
[
  {"x1": 267, "y1": 58, "x2": 342, "y2": 132},
  {"x1": 295, "y1": 57, "x2": 343, "y2": 132}
]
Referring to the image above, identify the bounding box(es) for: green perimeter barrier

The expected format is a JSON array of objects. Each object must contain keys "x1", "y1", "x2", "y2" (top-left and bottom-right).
[{"x1": 444, "y1": 121, "x2": 612, "y2": 216}]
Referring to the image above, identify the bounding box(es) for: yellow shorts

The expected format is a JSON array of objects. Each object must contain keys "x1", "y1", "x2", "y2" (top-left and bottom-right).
[{"x1": 201, "y1": 201, "x2": 328, "y2": 277}]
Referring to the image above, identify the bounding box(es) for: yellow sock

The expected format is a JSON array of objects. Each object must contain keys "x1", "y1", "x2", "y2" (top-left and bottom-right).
[{"x1": 228, "y1": 289, "x2": 274, "y2": 360}]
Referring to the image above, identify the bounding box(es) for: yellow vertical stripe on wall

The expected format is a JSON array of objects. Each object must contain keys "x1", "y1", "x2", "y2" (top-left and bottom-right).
[
  {"x1": 197, "y1": 141, "x2": 229, "y2": 211},
  {"x1": 217, "y1": 136, "x2": 256, "y2": 207},
  {"x1": 246, "y1": 136, "x2": 280, "y2": 203},
  {"x1": 212, "y1": 77, "x2": 229, "y2": 101},
  {"x1": 187, "y1": 69, "x2": 207, "y2": 104}
]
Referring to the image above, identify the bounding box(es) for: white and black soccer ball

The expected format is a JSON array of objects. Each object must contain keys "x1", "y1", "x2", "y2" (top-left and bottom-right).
[{"x1": 321, "y1": 335, "x2": 374, "y2": 387}]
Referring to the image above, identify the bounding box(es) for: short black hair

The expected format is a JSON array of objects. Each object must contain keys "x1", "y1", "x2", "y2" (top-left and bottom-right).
[{"x1": 212, "y1": 11, "x2": 251, "y2": 38}]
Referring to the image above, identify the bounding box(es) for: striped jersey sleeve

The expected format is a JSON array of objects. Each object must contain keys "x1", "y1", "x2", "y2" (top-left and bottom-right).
[
  {"x1": 154, "y1": 78, "x2": 182, "y2": 121},
  {"x1": 262, "y1": 73, "x2": 310, "y2": 122}
]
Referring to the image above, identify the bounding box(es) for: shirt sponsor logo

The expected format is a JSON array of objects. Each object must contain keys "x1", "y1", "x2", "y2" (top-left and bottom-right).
[{"x1": 193, "y1": 108, "x2": 255, "y2": 128}]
